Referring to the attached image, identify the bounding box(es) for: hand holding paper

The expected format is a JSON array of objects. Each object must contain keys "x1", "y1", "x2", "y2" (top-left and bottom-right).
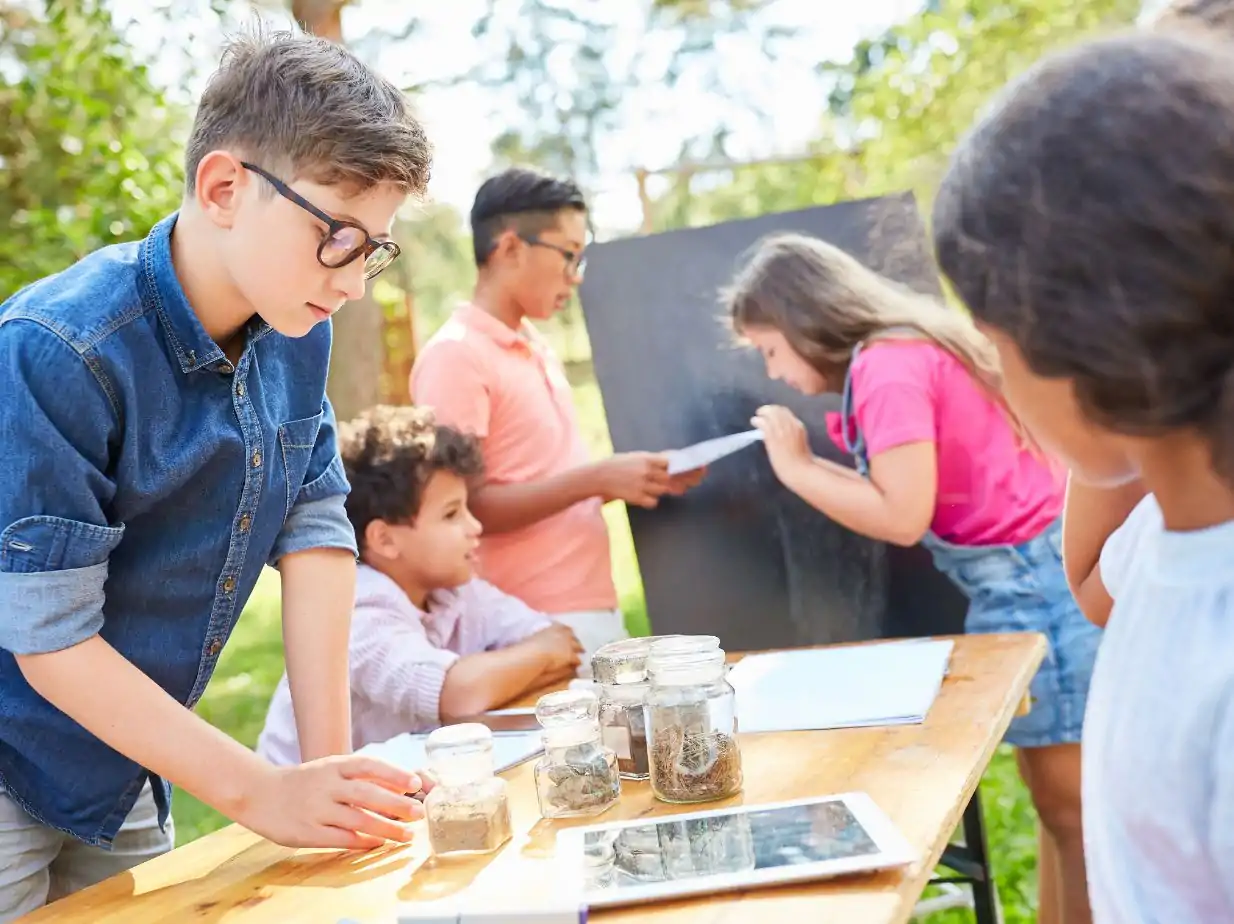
[
  {"x1": 665, "y1": 429, "x2": 765, "y2": 475},
  {"x1": 751, "y1": 405, "x2": 813, "y2": 483},
  {"x1": 594, "y1": 452, "x2": 673, "y2": 508}
]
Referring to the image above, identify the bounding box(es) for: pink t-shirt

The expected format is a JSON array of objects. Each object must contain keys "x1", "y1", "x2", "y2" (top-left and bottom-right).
[
  {"x1": 411, "y1": 305, "x2": 617, "y2": 615},
  {"x1": 825, "y1": 340, "x2": 1065, "y2": 546}
]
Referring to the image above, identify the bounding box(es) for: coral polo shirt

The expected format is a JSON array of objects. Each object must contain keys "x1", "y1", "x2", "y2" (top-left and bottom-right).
[{"x1": 410, "y1": 305, "x2": 617, "y2": 614}]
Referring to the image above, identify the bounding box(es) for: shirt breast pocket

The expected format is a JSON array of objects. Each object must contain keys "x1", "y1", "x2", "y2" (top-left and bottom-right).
[{"x1": 277, "y1": 412, "x2": 324, "y2": 520}]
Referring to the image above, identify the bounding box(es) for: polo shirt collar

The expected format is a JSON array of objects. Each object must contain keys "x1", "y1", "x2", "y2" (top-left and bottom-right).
[{"x1": 456, "y1": 303, "x2": 537, "y2": 350}]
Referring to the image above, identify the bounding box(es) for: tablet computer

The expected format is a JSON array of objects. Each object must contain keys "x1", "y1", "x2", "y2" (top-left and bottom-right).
[{"x1": 555, "y1": 792, "x2": 916, "y2": 909}]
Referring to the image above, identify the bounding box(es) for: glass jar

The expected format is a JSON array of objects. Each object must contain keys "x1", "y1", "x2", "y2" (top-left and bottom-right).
[
  {"x1": 591, "y1": 637, "x2": 674, "y2": 781},
  {"x1": 423, "y1": 723, "x2": 513, "y2": 856},
  {"x1": 647, "y1": 635, "x2": 719, "y2": 657},
  {"x1": 533, "y1": 689, "x2": 621, "y2": 819},
  {"x1": 645, "y1": 642, "x2": 742, "y2": 804}
]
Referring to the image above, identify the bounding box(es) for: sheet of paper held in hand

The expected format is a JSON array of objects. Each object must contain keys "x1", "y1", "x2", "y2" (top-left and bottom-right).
[
  {"x1": 725, "y1": 639, "x2": 955, "y2": 734},
  {"x1": 665, "y1": 429, "x2": 765, "y2": 475}
]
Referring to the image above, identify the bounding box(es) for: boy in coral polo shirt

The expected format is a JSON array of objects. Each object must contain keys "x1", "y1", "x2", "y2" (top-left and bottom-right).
[{"x1": 412, "y1": 167, "x2": 702, "y2": 660}]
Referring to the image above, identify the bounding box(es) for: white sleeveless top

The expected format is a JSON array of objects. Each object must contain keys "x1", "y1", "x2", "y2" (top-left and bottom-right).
[{"x1": 1084, "y1": 495, "x2": 1234, "y2": 921}]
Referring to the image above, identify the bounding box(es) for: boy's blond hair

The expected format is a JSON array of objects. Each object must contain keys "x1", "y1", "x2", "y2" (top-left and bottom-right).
[{"x1": 186, "y1": 27, "x2": 432, "y2": 195}]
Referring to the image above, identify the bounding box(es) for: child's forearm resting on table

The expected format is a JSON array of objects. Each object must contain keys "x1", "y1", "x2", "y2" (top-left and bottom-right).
[
  {"x1": 782, "y1": 446, "x2": 936, "y2": 548},
  {"x1": 438, "y1": 641, "x2": 565, "y2": 721},
  {"x1": 281, "y1": 547, "x2": 357, "y2": 761},
  {"x1": 17, "y1": 636, "x2": 281, "y2": 822},
  {"x1": 1062, "y1": 475, "x2": 1146, "y2": 627}
]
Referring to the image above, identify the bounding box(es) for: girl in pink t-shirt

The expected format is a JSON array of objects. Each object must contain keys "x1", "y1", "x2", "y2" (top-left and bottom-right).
[{"x1": 726, "y1": 233, "x2": 1100, "y2": 924}]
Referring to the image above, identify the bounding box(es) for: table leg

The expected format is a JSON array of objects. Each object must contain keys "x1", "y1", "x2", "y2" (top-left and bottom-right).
[{"x1": 931, "y1": 791, "x2": 1000, "y2": 924}]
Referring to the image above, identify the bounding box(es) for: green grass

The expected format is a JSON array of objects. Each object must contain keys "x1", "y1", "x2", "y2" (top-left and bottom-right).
[{"x1": 173, "y1": 373, "x2": 1040, "y2": 921}]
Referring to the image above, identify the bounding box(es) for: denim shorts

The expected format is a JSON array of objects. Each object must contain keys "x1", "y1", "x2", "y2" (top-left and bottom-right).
[{"x1": 928, "y1": 519, "x2": 1102, "y2": 749}]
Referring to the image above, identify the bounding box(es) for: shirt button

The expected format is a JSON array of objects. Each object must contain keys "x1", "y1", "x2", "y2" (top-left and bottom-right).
[
  {"x1": 236, "y1": 382, "x2": 245, "y2": 397},
  {"x1": 251, "y1": 451, "x2": 262, "y2": 468},
  {"x1": 219, "y1": 363, "x2": 234, "y2": 374},
  {"x1": 222, "y1": 576, "x2": 236, "y2": 594},
  {"x1": 207, "y1": 639, "x2": 222, "y2": 656},
  {"x1": 239, "y1": 514, "x2": 251, "y2": 532}
]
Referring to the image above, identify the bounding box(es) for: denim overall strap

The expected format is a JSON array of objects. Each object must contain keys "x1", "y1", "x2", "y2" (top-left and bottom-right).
[{"x1": 840, "y1": 342, "x2": 869, "y2": 476}]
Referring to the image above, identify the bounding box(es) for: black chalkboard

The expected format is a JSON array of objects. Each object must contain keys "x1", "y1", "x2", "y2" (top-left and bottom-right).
[{"x1": 578, "y1": 193, "x2": 967, "y2": 650}]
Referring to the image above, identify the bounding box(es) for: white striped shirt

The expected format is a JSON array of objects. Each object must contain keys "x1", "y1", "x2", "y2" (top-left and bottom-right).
[{"x1": 256, "y1": 565, "x2": 550, "y2": 766}]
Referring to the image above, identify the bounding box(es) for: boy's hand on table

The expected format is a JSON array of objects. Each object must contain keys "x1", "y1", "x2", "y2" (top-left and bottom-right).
[
  {"x1": 527, "y1": 622, "x2": 584, "y2": 675},
  {"x1": 240, "y1": 755, "x2": 425, "y2": 850}
]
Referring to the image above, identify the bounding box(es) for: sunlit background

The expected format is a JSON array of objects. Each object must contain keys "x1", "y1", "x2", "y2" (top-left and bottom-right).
[{"x1": 0, "y1": 2, "x2": 1172, "y2": 919}]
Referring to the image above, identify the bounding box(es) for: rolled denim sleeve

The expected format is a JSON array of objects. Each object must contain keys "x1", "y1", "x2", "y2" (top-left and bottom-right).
[
  {"x1": 268, "y1": 396, "x2": 357, "y2": 564},
  {"x1": 0, "y1": 320, "x2": 121, "y2": 655}
]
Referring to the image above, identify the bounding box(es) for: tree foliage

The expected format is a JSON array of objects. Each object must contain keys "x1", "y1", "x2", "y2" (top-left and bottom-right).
[
  {"x1": 647, "y1": 0, "x2": 1142, "y2": 232},
  {"x1": 1, "y1": 0, "x2": 1149, "y2": 379},
  {"x1": 0, "y1": 0, "x2": 187, "y2": 299},
  {"x1": 380, "y1": 0, "x2": 796, "y2": 183}
]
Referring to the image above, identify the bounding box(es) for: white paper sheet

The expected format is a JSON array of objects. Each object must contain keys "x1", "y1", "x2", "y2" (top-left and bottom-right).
[
  {"x1": 725, "y1": 639, "x2": 954, "y2": 734},
  {"x1": 360, "y1": 729, "x2": 543, "y2": 773},
  {"x1": 665, "y1": 429, "x2": 765, "y2": 475}
]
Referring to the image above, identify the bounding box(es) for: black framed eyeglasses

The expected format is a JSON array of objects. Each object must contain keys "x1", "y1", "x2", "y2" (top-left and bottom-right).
[
  {"x1": 518, "y1": 234, "x2": 586, "y2": 280},
  {"x1": 241, "y1": 162, "x2": 401, "y2": 280}
]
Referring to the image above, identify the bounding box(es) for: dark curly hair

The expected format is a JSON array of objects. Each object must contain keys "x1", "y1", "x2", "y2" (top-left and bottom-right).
[
  {"x1": 338, "y1": 405, "x2": 484, "y2": 555},
  {"x1": 932, "y1": 29, "x2": 1234, "y2": 480}
]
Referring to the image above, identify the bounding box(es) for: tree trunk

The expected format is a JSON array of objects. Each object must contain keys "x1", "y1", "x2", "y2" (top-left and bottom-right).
[
  {"x1": 290, "y1": 0, "x2": 383, "y2": 421},
  {"x1": 290, "y1": 0, "x2": 343, "y2": 40}
]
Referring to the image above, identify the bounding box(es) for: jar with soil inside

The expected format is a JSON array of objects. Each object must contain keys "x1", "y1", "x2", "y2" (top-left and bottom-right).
[
  {"x1": 533, "y1": 689, "x2": 622, "y2": 819},
  {"x1": 645, "y1": 640, "x2": 742, "y2": 805},
  {"x1": 592, "y1": 636, "x2": 685, "y2": 781},
  {"x1": 598, "y1": 685, "x2": 650, "y2": 780},
  {"x1": 423, "y1": 723, "x2": 513, "y2": 857}
]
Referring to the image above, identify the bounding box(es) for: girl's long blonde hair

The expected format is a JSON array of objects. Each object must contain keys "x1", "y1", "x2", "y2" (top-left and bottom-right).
[{"x1": 722, "y1": 232, "x2": 1018, "y2": 423}]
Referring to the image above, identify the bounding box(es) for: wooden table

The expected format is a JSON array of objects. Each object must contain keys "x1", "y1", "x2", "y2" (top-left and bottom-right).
[{"x1": 25, "y1": 632, "x2": 1044, "y2": 924}]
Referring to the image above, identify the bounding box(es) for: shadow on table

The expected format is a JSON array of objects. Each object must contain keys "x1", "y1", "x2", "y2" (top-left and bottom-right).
[
  {"x1": 401, "y1": 849, "x2": 505, "y2": 902},
  {"x1": 86, "y1": 841, "x2": 410, "y2": 921}
]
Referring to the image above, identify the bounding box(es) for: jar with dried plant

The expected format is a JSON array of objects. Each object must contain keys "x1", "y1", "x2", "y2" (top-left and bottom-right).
[{"x1": 645, "y1": 636, "x2": 742, "y2": 805}]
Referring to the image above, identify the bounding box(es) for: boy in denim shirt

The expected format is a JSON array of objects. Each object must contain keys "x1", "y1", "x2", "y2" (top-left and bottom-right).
[{"x1": 0, "y1": 30, "x2": 432, "y2": 919}]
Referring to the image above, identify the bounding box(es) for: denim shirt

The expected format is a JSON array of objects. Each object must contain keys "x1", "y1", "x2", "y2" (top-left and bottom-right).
[{"x1": 0, "y1": 213, "x2": 358, "y2": 846}]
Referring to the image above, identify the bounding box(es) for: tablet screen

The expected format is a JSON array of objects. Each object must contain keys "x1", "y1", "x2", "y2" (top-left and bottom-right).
[{"x1": 577, "y1": 798, "x2": 881, "y2": 895}]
